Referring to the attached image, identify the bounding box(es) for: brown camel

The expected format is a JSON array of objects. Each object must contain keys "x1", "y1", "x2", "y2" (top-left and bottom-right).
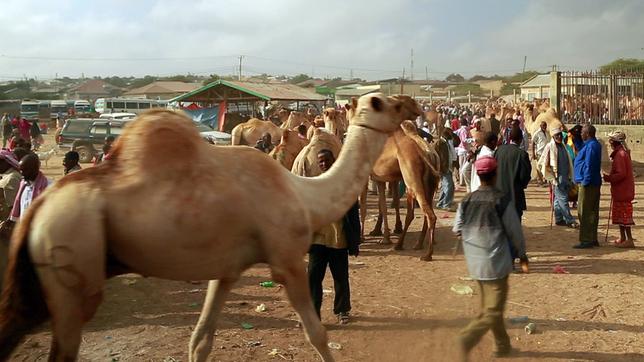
[
  {"x1": 231, "y1": 118, "x2": 282, "y2": 146},
  {"x1": 280, "y1": 111, "x2": 311, "y2": 130},
  {"x1": 358, "y1": 97, "x2": 442, "y2": 260},
  {"x1": 291, "y1": 128, "x2": 343, "y2": 177},
  {"x1": 0, "y1": 94, "x2": 408, "y2": 362},
  {"x1": 270, "y1": 129, "x2": 309, "y2": 170}
]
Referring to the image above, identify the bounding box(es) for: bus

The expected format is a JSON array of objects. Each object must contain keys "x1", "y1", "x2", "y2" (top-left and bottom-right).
[
  {"x1": 74, "y1": 100, "x2": 92, "y2": 113},
  {"x1": 51, "y1": 100, "x2": 68, "y2": 118},
  {"x1": 20, "y1": 100, "x2": 40, "y2": 120},
  {"x1": 94, "y1": 98, "x2": 167, "y2": 115}
]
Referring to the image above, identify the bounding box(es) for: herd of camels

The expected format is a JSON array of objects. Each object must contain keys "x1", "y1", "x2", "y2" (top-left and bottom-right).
[{"x1": 0, "y1": 93, "x2": 564, "y2": 361}]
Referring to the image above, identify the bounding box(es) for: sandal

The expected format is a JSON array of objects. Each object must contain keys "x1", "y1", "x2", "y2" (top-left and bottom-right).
[
  {"x1": 567, "y1": 222, "x2": 579, "y2": 229},
  {"x1": 614, "y1": 240, "x2": 635, "y2": 248},
  {"x1": 337, "y1": 312, "x2": 350, "y2": 325}
]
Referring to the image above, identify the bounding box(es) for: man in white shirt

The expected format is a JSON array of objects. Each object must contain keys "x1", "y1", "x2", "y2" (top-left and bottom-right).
[{"x1": 531, "y1": 121, "x2": 550, "y2": 186}]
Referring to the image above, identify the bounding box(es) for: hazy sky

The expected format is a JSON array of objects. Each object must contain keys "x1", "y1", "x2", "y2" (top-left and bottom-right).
[{"x1": 1, "y1": 0, "x2": 643, "y2": 81}]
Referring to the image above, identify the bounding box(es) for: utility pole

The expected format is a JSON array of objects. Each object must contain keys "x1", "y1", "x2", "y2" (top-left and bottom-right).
[
  {"x1": 350, "y1": 69, "x2": 353, "y2": 80},
  {"x1": 410, "y1": 48, "x2": 414, "y2": 81},
  {"x1": 425, "y1": 66, "x2": 429, "y2": 82},
  {"x1": 522, "y1": 55, "x2": 527, "y2": 74},
  {"x1": 400, "y1": 68, "x2": 405, "y2": 94},
  {"x1": 238, "y1": 55, "x2": 244, "y2": 81}
]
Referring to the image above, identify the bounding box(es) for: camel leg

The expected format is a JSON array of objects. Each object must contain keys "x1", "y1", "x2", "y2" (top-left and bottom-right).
[
  {"x1": 39, "y1": 271, "x2": 102, "y2": 362},
  {"x1": 395, "y1": 193, "x2": 415, "y2": 250},
  {"x1": 189, "y1": 279, "x2": 234, "y2": 362},
  {"x1": 392, "y1": 181, "x2": 403, "y2": 234},
  {"x1": 376, "y1": 181, "x2": 391, "y2": 244},
  {"x1": 419, "y1": 199, "x2": 438, "y2": 262},
  {"x1": 279, "y1": 261, "x2": 334, "y2": 362},
  {"x1": 368, "y1": 213, "x2": 384, "y2": 236},
  {"x1": 414, "y1": 218, "x2": 428, "y2": 250}
]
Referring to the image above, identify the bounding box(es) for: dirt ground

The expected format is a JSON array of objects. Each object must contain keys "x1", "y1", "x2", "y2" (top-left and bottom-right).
[{"x1": 8, "y1": 133, "x2": 644, "y2": 361}]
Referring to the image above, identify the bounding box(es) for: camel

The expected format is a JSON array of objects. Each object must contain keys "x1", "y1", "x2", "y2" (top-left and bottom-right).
[
  {"x1": 524, "y1": 107, "x2": 564, "y2": 136},
  {"x1": 268, "y1": 107, "x2": 291, "y2": 125},
  {"x1": 358, "y1": 97, "x2": 442, "y2": 260},
  {"x1": 270, "y1": 129, "x2": 309, "y2": 170},
  {"x1": 291, "y1": 128, "x2": 343, "y2": 177},
  {"x1": 306, "y1": 109, "x2": 346, "y2": 141},
  {"x1": 0, "y1": 94, "x2": 408, "y2": 362},
  {"x1": 363, "y1": 121, "x2": 441, "y2": 260},
  {"x1": 280, "y1": 111, "x2": 311, "y2": 130},
  {"x1": 231, "y1": 118, "x2": 282, "y2": 146}
]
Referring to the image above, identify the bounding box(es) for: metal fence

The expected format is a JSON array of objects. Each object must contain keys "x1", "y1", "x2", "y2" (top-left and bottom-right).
[{"x1": 559, "y1": 71, "x2": 644, "y2": 125}]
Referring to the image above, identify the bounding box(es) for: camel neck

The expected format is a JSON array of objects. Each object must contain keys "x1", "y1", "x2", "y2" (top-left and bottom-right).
[{"x1": 293, "y1": 125, "x2": 388, "y2": 231}]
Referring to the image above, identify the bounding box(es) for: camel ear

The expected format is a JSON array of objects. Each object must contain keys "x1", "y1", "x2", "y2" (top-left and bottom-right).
[
  {"x1": 324, "y1": 110, "x2": 329, "y2": 117},
  {"x1": 351, "y1": 97, "x2": 358, "y2": 110},
  {"x1": 344, "y1": 103, "x2": 351, "y2": 111},
  {"x1": 370, "y1": 96, "x2": 383, "y2": 112}
]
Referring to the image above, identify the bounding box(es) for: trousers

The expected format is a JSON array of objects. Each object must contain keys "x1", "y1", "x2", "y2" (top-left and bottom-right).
[
  {"x1": 308, "y1": 244, "x2": 351, "y2": 317},
  {"x1": 578, "y1": 185, "x2": 601, "y2": 243}
]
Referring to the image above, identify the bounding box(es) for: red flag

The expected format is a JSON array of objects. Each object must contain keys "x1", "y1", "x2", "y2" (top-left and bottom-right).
[{"x1": 218, "y1": 100, "x2": 227, "y2": 131}]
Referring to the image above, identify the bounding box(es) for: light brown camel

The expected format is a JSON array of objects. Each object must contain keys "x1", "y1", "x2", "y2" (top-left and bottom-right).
[
  {"x1": 270, "y1": 129, "x2": 309, "y2": 170},
  {"x1": 291, "y1": 128, "x2": 343, "y2": 177},
  {"x1": 231, "y1": 118, "x2": 282, "y2": 146},
  {"x1": 280, "y1": 111, "x2": 311, "y2": 130},
  {"x1": 306, "y1": 109, "x2": 346, "y2": 141},
  {"x1": 524, "y1": 107, "x2": 564, "y2": 137},
  {"x1": 0, "y1": 94, "x2": 407, "y2": 362}
]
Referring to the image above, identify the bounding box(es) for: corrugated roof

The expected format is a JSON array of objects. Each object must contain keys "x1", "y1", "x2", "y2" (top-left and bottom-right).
[
  {"x1": 334, "y1": 88, "x2": 379, "y2": 97},
  {"x1": 520, "y1": 74, "x2": 550, "y2": 88},
  {"x1": 169, "y1": 80, "x2": 327, "y2": 103},
  {"x1": 124, "y1": 81, "x2": 201, "y2": 95},
  {"x1": 70, "y1": 79, "x2": 113, "y2": 95}
]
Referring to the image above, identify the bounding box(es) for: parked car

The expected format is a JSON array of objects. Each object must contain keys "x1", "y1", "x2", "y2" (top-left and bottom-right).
[
  {"x1": 195, "y1": 124, "x2": 232, "y2": 145},
  {"x1": 98, "y1": 112, "x2": 136, "y2": 120},
  {"x1": 57, "y1": 119, "x2": 231, "y2": 163},
  {"x1": 57, "y1": 118, "x2": 131, "y2": 163}
]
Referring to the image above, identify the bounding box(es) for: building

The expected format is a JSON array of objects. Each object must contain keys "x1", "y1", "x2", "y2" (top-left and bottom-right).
[
  {"x1": 67, "y1": 79, "x2": 122, "y2": 101},
  {"x1": 519, "y1": 74, "x2": 551, "y2": 101},
  {"x1": 123, "y1": 81, "x2": 201, "y2": 100}
]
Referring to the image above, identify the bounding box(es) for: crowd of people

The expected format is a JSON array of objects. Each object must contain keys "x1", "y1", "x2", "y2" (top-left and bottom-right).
[
  {"x1": 0, "y1": 113, "x2": 47, "y2": 151},
  {"x1": 435, "y1": 109, "x2": 636, "y2": 359}
]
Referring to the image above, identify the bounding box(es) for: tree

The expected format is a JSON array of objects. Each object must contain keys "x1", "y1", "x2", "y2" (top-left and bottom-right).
[
  {"x1": 445, "y1": 73, "x2": 465, "y2": 82},
  {"x1": 203, "y1": 74, "x2": 220, "y2": 85},
  {"x1": 599, "y1": 58, "x2": 644, "y2": 74},
  {"x1": 288, "y1": 74, "x2": 312, "y2": 84},
  {"x1": 130, "y1": 75, "x2": 156, "y2": 89}
]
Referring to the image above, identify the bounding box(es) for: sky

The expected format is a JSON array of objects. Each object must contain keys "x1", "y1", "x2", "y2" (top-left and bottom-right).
[{"x1": 1, "y1": 0, "x2": 643, "y2": 81}]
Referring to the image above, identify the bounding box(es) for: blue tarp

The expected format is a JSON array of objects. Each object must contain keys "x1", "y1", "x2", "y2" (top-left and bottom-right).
[{"x1": 183, "y1": 106, "x2": 219, "y2": 129}]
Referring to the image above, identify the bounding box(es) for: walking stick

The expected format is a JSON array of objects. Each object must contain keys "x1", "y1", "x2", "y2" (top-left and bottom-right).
[
  {"x1": 549, "y1": 184, "x2": 554, "y2": 229},
  {"x1": 604, "y1": 197, "x2": 613, "y2": 243}
]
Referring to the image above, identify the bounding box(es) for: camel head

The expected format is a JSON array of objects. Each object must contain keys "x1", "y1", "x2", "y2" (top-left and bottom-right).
[
  {"x1": 388, "y1": 95, "x2": 422, "y2": 121},
  {"x1": 323, "y1": 108, "x2": 343, "y2": 137},
  {"x1": 271, "y1": 129, "x2": 308, "y2": 170},
  {"x1": 349, "y1": 93, "x2": 408, "y2": 133}
]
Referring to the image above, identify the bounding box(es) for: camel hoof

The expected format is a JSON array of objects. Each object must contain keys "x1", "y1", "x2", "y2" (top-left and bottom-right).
[
  {"x1": 412, "y1": 243, "x2": 423, "y2": 250},
  {"x1": 369, "y1": 230, "x2": 383, "y2": 237},
  {"x1": 393, "y1": 243, "x2": 404, "y2": 251},
  {"x1": 393, "y1": 227, "x2": 403, "y2": 235},
  {"x1": 420, "y1": 255, "x2": 433, "y2": 261}
]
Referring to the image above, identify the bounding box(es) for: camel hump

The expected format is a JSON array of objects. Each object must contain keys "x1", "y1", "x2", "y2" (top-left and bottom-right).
[
  {"x1": 399, "y1": 121, "x2": 440, "y2": 177},
  {"x1": 111, "y1": 109, "x2": 203, "y2": 172}
]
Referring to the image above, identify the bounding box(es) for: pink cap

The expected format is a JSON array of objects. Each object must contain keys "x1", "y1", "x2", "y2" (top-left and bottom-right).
[{"x1": 475, "y1": 156, "x2": 497, "y2": 175}]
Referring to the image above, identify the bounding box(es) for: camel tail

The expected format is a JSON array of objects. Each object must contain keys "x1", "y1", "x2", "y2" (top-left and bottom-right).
[{"x1": 0, "y1": 199, "x2": 49, "y2": 360}]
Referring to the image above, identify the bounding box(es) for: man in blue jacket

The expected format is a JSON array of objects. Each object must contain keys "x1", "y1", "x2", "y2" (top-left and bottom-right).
[{"x1": 573, "y1": 124, "x2": 602, "y2": 249}]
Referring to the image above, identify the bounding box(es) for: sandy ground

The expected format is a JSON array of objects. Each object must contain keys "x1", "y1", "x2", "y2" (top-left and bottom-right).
[{"x1": 7, "y1": 133, "x2": 644, "y2": 361}]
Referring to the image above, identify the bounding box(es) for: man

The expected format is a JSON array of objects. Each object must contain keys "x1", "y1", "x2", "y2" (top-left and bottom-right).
[
  {"x1": 603, "y1": 131, "x2": 635, "y2": 248},
  {"x1": 573, "y1": 124, "x2": 602, "y2": 249},
  {"x1": 470, "y1": 118, "x2": 485, "y2": 147},
  {"x1": 471, "y1": 132, "x2": 498, "y2": 192},
  {"x1": 63, "y1": 151, "x2": 82, "y2": 175},
  {"x1": 455, "y1": 118, "x2": 472, "y2": 187},
  {"x1": 501, "y1": 118, "x2": 513, "y2": 145},
  {"x1": 0, "y1": 113, "x2": 12, "y2": 149},
  {"x1": 254, "y1": 132, "x2": 274, "y2": 154},
  {"x1": 454, "y1": 156, "x2": 525, "y2": 360},
  {"x1": 30, "y1": 120, "x2": 43, "y2": 151},
  {"x1": 539, "y1": 127, "x2": 577, "y2": 228},
  {"x1": 488, "y1": 113, "x2": 500, "y2": 140},
  {"x1": 531, "y1": 121, "x2": 550, "y2": 186},
  {"x1": 0, "y1": 150, "x2": 21, "y2": 220},
  {"x1": 436, "y1": 128, "x2": 456, "y2": 210},
  {"x1": 95, "y1": 136, "x2": 116, "y2": 165},
  {"x1": 494, "y1": 127, "x2": 531, "y2": 220},
  {"x1": 308, "y1": 149, "x2": 361, "y2": 324}
]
